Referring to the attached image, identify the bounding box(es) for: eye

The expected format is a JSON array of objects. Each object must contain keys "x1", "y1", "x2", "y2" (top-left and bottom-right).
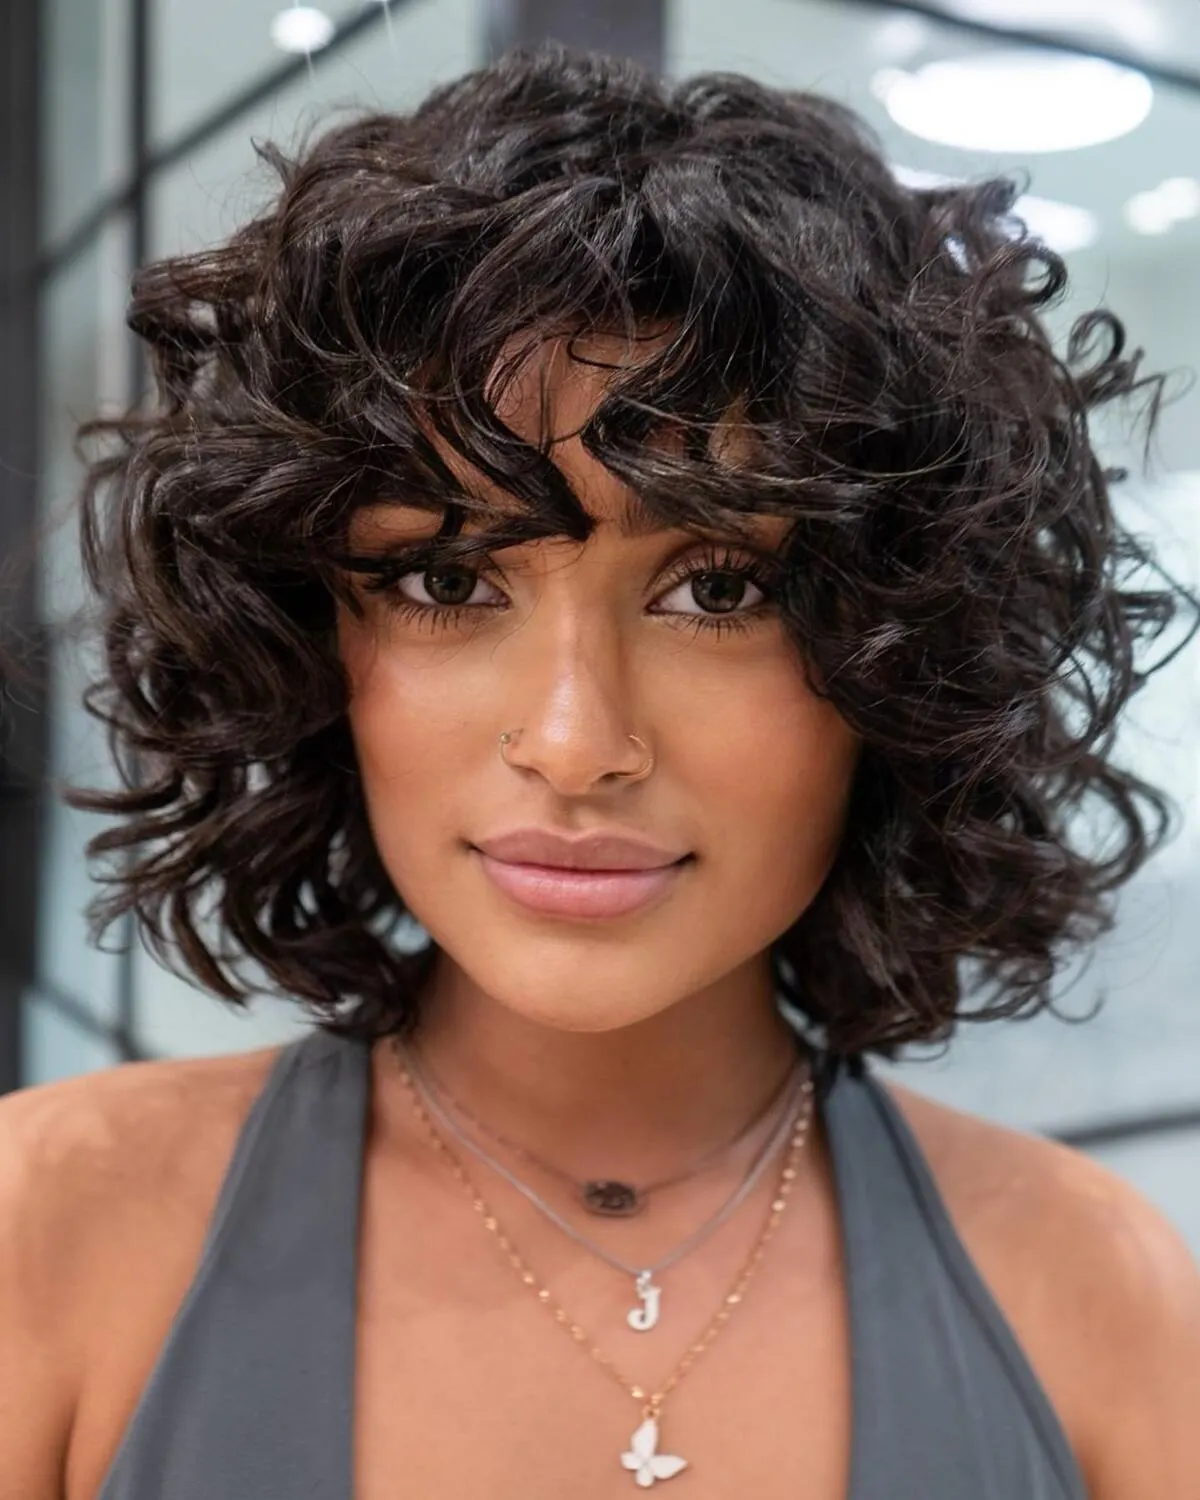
[
  {"x1": 392, "y1": 566, "x2": 503, "y2": 609},
  {"x1": 654, "y1": 567, "x2": 768, "y2": 617}
]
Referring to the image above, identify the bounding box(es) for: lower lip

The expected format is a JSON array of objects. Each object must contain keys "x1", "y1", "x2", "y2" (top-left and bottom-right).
[{"x1": 475, "y1": 852, "x2": 690, "y2": 919}]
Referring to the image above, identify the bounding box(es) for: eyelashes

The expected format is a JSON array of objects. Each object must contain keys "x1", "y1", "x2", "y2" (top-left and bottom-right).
[{"x1": 345, "y1": 543, "x2": 782, "y2": 639}]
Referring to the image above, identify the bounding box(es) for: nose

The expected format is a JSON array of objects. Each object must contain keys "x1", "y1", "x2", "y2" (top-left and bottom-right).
[{"x1": 496, "y1": 610, "x2": 651, "y2": 794}]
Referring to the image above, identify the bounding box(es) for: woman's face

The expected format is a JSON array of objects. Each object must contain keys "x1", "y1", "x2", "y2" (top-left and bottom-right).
[{"x1": 337, "y1": 336, "x2": 860, "y2": 1033}]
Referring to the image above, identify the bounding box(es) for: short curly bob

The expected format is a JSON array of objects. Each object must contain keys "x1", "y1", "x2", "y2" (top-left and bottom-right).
[{"x1": 72, "y1": 44, "x2": 1190, "y2": 1059}]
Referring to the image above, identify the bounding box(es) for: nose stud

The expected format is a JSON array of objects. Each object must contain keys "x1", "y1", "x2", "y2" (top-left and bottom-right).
[{"x1": 498, "y1": 730, "x2": 655, "y2": 782}]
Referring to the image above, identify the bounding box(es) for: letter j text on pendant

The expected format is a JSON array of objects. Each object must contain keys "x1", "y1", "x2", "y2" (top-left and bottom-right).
[{"x1": 627, "y1": 1271, "x2": 662, "y2": 1332}]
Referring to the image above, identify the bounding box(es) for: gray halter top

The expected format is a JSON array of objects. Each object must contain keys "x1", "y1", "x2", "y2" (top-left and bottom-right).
[{"x1": 96, "y1": 1026, "x2": 1088, "y2": 1500}]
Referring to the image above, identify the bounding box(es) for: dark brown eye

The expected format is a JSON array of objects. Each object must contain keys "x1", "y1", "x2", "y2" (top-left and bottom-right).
[
  {"x1": 422, "y1": 567, "x2": 478, "y2": 606},
  {"x1": 689, "y1": 571, "x2": 749, "y2": 614}
]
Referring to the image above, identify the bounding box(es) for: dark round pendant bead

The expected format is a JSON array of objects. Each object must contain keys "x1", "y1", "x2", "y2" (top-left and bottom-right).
[{"x1": 581, "y1": 1180, "x2": 643, "y2": 1217}]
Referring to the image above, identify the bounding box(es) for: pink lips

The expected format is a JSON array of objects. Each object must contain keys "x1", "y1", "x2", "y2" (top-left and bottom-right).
[{"x1": 472, "y1": 828, "x2": 692, "y2": 920}]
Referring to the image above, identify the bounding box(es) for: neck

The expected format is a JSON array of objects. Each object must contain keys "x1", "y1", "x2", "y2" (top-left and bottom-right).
[{"x1": 398, "y1": 954, "x2": 801, "y2": 1182}]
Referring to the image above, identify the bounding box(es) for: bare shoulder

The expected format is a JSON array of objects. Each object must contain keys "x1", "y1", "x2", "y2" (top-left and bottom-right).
[
  {"x1": 0, "y1": 1046, "x2": 284, "y2": 1500},
  {"x1": 883, "y1": 1079, "x2": 1200, "y2": 1498},
  {"x1": 0, "y1": 1043, "x2": 285, "y2": 1240},
  {"x1": 882, "y1": 1077, "x2": 1199, "y2": 1302},
  {"x1": 0, "y1": 1043, "x2": 285, "y2": 1313}
]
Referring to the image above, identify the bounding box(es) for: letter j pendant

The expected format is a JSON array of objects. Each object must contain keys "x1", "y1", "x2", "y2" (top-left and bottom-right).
[{"x1": 627, "y1": 1271, "x2": 663, "y2": 1332}]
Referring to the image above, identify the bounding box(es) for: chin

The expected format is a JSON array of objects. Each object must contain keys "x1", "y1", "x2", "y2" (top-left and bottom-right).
[
  {"x1": 507, "y1": 1001, "x2": 655, "y2": 1035},
  {"x1": 458, "y1": 949, "x2": 701, "y2": 1035}
]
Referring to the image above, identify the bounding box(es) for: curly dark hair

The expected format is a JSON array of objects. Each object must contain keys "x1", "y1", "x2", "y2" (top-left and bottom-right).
[{"x1": 71, "y1": 44, "x2": 1191, "y2": 1058}]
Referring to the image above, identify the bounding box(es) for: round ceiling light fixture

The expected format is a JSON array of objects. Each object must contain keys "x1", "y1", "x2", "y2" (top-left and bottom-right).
[
  {"x1": 270, "y1": 6, "x2": 335, "y2": 55},
  {"x1": 873, "y1": 50, "x2": 1154, "y2": 153},
  {"x1": 892, "y1": 165, "x2": 1099, "y2": 254},
  {"x1": 873, "y1": 14, "x2": 931, "y2": 62},
  {"x1": 1008, "y1": 193, "x2": 1099, "y2": 254},
  {"x1": 1125, "y1": 177, "x2": 1200, "y2": 236}
]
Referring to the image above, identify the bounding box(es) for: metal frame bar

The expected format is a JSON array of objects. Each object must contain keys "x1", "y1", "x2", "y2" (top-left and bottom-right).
[
  {"x1": 109, "y1": 0, "x2": 155, "y2": 1064},
  {"x1": 29, "y1": 981, "x2": 152, "y2": 1064},
  {"x1": 40, "y1": 0, "x2": 403, "y2": 283},
  {"x1": 1054, "y1": 1103, "x2": 1200, "y2": 1153},
  {"x1": 0, "y1": 0, "x2": 44, "y2": 1094},
  {"x1": 37, "y1": 0, "x2": 1200, "y2": 287},
  {"x1": 485, "y1": 0, "x2": 665, "y2": 70},
  {"x1": 839, "y1": 0, "x2": 1200, "y2": 94}
]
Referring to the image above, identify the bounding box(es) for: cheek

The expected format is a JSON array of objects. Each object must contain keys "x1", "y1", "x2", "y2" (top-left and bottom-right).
[
  {"x1": 339, "y1": 610, "x2": 481, "y2": 764},
  {"x1": 681, "y1": 669, "x2": 859, "y2": 913},
  {"x1": 338, "y1": 619, "x2": 471, "y2": 858}
]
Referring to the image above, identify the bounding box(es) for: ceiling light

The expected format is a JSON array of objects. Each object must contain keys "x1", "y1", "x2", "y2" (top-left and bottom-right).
[
  {"x1": 890, "y1": 165, "x2": 956, "y2": 191},
  {"x1": 892, "y1": 166, "x2": 1099, "y2": 255},
  {"x1": 1125, "y1": 192, "x2": 1175, "y2": 236},
  {"x1": 270, "y1": 6, "x2": 335, "y2": 54},
  {"x1": 1012, "y1": 194, "x2": 1098, "y2": 254},
  {"x1": 874, "y1": 15, "x2": 930, "y2": 61},
  {"x1": 1124, "y1": 178, "x2": 1200, "y2": 236},
  {"x1": 1157, "y1": 177, "x2": 1200, "y2": 221},
  {"x1": 874, "y1": 50, "x2": 1154, "y2": 153}
]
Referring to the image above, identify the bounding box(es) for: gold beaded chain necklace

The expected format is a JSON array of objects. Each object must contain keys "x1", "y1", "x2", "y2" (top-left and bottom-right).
[{"x1": 395, "y1": 1046, "x2": 817, "y2": 1488}]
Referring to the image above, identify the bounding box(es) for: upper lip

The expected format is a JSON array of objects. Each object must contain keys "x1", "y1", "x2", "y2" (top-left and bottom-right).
[{"x1": 473, "y1": 828, "x2": 689, "y2": 871}]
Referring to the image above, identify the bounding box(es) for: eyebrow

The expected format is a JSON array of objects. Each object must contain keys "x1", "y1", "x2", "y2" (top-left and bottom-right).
[
  {"x1": 361, "y1": 494, "x2": 676, "y2": 540},
  {"x1": 614, "y1": 501, "x2": 678, "y2": 540},
  {"x1": 463, "y1": 491, "x2": 677, "y2": 541},
  {"x1": 356, "y1": 491, "x2": 760, "y2": 551}
]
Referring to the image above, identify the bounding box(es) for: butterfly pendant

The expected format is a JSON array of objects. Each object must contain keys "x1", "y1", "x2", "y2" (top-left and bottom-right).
[{"x1": 621, "y1": 1416, "x2": 688, "y2": 1487}]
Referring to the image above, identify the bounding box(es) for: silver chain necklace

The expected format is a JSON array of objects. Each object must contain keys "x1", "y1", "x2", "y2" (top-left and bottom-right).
[
  {"x1": 397, "y1": 1040, "x2": 810, "y2": 1335},
  {"x1": 412, "y1": 1046, "x2": 797, "y2": 1218}
]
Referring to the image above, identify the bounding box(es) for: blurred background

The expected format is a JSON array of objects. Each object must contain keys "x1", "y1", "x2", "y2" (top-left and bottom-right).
[{"x1": 0, "y1": 1, "x2": 1196, "y2": 1246}]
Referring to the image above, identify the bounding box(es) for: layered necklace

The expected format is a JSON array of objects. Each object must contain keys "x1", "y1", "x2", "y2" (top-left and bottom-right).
[
  {"x1": 393, "y1": 1040, "x2": 816, "y2": 1486},
  {"x1": 412, "y1": 1045, "x2": 797, "y2": 1220}
]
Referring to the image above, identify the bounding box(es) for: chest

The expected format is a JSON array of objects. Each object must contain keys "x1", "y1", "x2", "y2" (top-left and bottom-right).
[
  {"x1": 65, "y1": 1068, "x2": 1090, "y2": 1500},
  {"x1": 351, "y1": 1152, "x2": 854, "y2": 1500}
]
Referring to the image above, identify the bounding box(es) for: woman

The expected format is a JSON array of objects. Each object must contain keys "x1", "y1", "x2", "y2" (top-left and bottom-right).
[{"x1": 2, "y1": 44, "x2": 1197, "y2": 1500}]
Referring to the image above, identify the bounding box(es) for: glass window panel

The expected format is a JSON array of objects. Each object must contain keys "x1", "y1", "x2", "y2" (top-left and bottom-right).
[
  {"x1": 40, "y1": 216, "x2": 135, "y2": 628},
  {"x1": 669, "y1": 0, "x2": 1200, "y2": 1133},
  {"x1": 41, "y1": 0, "x2": 131, "y2": 248},
  {"x1": 150, "y1": 0, "x2": 476, "y2": 152},
  {"x1": 669, "y1": 1, "x2": 1200, "y2": 477},
  {"x1": 36, "y1": 633, "x2": 123, "y2": 1030},
  {"x1": 131, "y1": 946, "x2": 310, "y2": 1059},
  {"x1": 877, "y1": 872, "x2": 1200, "y2": 1131},
  {"x1": 149, "y1": 0, "x2": 480, "y2": 259},
  {"x1": 667, "y1": 3, "x2": 1200, "y2": 318},
  {"x1": 1089, "y1": 1128, "x2": 1200, "y2": 1257},
  {"x1": 130, "y1": 0, "x2": 479, "y2": 1057},
  {"x1": 876, "y1": 469, "x2": 1199, "y2": 1131},
  {"x1": 21, "y1": 990, "x2": 122, "y2": 1085},
  {"x1": 929, "y1": 0, "x2": 1200, "y2": 78}
]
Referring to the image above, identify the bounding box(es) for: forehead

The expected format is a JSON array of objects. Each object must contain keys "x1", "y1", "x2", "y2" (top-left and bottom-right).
[
  {"x1": 426, "y1": 329, "x2": 759, "y2": 531},
  {"x1": 485, "y1": 329, "x2": 747, "y2": 445},
  {"x1": 485, "y1": 330, "x2": 666, "y2": 448}
]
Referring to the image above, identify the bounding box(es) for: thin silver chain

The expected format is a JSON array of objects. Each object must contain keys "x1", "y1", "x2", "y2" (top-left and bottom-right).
[
  {"x1": 413, "y1": 1045, "x2": 797, "y2": 1205},
  {"x1": 397, "y1": 1040, "x2": 810, "y2": 1283}
]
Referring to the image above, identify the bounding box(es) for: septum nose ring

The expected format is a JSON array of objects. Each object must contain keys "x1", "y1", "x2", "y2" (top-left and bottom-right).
[{"x1": 498, "y1": 730, "x2": 655, "y2": 783}]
